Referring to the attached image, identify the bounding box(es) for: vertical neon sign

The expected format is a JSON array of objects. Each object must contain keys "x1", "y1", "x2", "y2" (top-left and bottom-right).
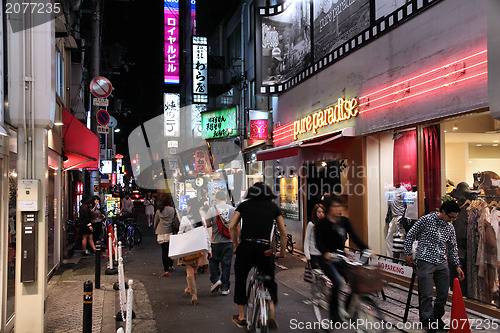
[
  {"x1": 164, "y1": 0, "x2": 180, "y2": 84},
  {"x1": 191, "y1": 0, "x2": 196, "y2": 35}
]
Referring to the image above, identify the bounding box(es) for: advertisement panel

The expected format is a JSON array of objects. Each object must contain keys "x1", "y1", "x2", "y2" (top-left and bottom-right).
[
  {"x1": 164, "y1": 93, "x2": 180, "y2": 137},
  {"x1": 279, "y1": 177, "x2": 300, "y2": 220},
  {"x1": 261, "y1": 0, "x2": 311, "y2": 87},
  {"x1": 201, "y1": 107, "x2": 237, "y2": 139},
  {"x1": 164, "y1": 0, "x2": 180, "y2": 84},
  {"x1": 313, "y1": 0, "x2": 370, "y2": 61}
]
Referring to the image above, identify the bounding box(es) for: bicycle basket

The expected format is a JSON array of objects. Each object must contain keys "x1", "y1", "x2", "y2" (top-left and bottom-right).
[{"x1": 346, "y1": 265, "x2": 383, "y2": 294}]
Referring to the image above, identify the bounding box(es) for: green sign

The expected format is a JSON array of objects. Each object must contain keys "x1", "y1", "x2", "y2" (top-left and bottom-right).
[{"x1": 201, "y1": 107, "x2": 237, "y2": 139}]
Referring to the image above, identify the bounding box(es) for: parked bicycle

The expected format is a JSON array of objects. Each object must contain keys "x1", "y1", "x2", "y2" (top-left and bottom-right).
[
  {"x1": 246, "y1": 266, "x2": 272, "y2": 333},
  {"x1": 273, "y1": 224, "x2": 295, "y2": 255},
  {"x1": 112, "y1": 211, "x2": 142, "y2": 250},
  {"x1": 310, "y1": 250, "x2": 386, "y2": 333}
]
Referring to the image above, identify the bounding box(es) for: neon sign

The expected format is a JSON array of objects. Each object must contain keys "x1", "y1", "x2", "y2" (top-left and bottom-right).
[
  {"x1": 293, "y1": 97, "x2": 359, "y2": 140},
  {"x1": 164, "y1": 0, "x2": 180, "y2": 84}
]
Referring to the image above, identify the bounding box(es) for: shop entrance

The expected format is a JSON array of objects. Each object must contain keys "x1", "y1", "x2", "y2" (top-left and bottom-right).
[{"x1": 305, "y1": 160, "x2": 343, "y2": 221}]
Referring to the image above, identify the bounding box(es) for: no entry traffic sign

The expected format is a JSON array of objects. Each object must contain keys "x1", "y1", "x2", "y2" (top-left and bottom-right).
[
  {"x1": 96, "y1": 109, "x2": 110, "y2": 126},
  {"x1": 90, "y1": 76, "x2": 112, "y2": 98}
]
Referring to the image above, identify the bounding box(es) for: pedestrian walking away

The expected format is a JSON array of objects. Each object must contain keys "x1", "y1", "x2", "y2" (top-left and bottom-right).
[
  {"x1": 154, "y1": 194, "x2": 177, "y2": 276},
  {"x1": 404, "y1": 200, "x2": 465, "y2": 333},
  {"x1": 229, "y1": 182, "x2": 287, "y2": 329},
  {"x1": 178, "y1": 198, "x2": 210, "y2": 306},
  {"x1": 145, "y1": 192, "x2": 155, "y2": 228},
  {"x1": 205, "y1": 190, "x2": 235, "y2": 295}
]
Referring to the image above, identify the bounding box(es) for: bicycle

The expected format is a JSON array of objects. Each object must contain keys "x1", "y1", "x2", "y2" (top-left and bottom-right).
[
  {"x1": 310, "y1": 251, "x2": 387, "y2": 333},
  {"x1": 273, "y1": 225, "x2": 295, "y2": 255},
  {"x1": 113, "y1": 212, "x2": 142, "y2": 250},
  {"x1": 246, "y1": 266, "x2": 272, "y2": 333}
]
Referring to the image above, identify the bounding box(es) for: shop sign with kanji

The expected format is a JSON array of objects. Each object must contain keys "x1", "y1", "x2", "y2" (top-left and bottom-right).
[{"x1": 201, "y1": 107, "x2": 237, "y2": 139}]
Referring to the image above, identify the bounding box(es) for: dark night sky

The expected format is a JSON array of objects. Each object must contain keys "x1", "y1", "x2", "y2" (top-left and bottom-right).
[{"x1": 101, "y1": 0, "x2": 238, "y2": 154}]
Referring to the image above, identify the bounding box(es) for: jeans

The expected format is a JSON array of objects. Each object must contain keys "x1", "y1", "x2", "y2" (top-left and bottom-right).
[
  {"x1": 161, "y1": 242, "x2": 174, "y2": 272},
  {"x1": 417, "y1": 260, "x2": 450, "y2": 324},
  {"x1": 319, "y1": 257, "x2": 348, "y2": 322},
  {"x1": 209, "y1": 242, "x2": 233, "y2": 291},
  {"x1": 234, "y1": 241, "x2": 277, "y2": 305}
]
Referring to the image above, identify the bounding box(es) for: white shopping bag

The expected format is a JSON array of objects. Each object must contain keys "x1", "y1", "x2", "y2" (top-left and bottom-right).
[{"x1": 168, "y1": 226, "x2": 210, "y2": 259}]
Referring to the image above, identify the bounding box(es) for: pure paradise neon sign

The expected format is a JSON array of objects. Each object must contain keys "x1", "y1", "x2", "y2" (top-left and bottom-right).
[{"x1": 293, "y1": 97, "x2": 359, "y2": 140}]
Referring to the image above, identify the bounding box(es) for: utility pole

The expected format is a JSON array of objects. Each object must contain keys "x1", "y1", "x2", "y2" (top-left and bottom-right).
[{"x1": 90, "y1": 0, "x2": 101, "y2": 195}]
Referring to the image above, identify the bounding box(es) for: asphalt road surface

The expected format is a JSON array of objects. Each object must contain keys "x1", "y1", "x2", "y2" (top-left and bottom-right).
[{"x1": 121, "y1": 211, "x2": 348, "y2": 333}]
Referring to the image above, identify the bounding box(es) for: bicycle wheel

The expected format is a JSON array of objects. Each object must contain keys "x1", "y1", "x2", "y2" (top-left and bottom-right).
[
  {"x1": 246, "y1": 280, "x2": 258, "y2": 332},
  {"x1": 312, "y1": 275, "x2": 331, "y2": 327},
  {"x1": 253, "y1": 296, "x2": 269, "y2": 333},
  {"x1": 127, "y1": 227, "x2": 133, "y2": 250},
  {"x1": 133, "y1": 225, "x2": 142, "y2": 244},
  {"x1": 348, "y1": 295, "x2": 387, "y2": 333}
]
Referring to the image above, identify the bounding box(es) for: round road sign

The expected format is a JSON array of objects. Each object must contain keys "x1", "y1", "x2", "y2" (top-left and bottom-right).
[
  {"x1": 96, "y1": 109, "x2": 110, "y2": 126},
  {"x1": 90, "y1": 76, "x2": 113, "y2": 98}
]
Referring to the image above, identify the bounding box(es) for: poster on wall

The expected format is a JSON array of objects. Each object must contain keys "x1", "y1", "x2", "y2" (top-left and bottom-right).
[
  {"x1": 201, "y1": 107, "x2": 237, "y2": 139},
  {"x1": 261, "y1": 0, "x2": 311, "y2": 86},
  {"x1": 313, "y1": 0, "x2": 370, "y2": 61},
  {"x1": 279, "y1": 177, "x2": 300, "y2": 220}
]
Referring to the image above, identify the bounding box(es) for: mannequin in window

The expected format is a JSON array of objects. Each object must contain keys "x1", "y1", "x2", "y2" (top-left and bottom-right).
[{"x1": 386, "y1": 183, "x2": 407, "y2": 258}]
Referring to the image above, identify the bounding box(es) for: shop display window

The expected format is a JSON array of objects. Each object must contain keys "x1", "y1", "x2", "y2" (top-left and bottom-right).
[
  {"x1": 279, "y1": 176, "x2": 299, "y2": 220},
  {"x1": 443, "y1": 112, "x2": 500, "y2": 307}
]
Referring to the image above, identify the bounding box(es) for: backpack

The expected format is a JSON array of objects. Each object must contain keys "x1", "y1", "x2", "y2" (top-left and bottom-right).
[{"x1": 214, "y1": 206, "x2": 231, "y2": 239}]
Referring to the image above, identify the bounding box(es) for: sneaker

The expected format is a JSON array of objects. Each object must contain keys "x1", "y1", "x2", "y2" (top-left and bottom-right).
[
  {"x1": 232, "y1": 315, "x2": 247, "y2": 328},
  {"x1": 221, "y1": 289, "x2": 230, "y2": 296},
  {"x1": 210, "y1": 280, "x2": 222, "y2": 293}
]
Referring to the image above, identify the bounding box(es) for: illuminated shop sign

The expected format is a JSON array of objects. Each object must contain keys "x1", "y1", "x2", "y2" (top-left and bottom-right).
[
  {"x1": 293, "y1": 97, "x2": 359, "y2": 139},
  {"x1": 193, "y1": 36, "x2": 208, "y2": 104},
  {"x1": 164, "y1": 93, "x2": 180, "y2": 137},
  {"x1": 164, "y1": 0, "x2": 180, "y2": 84},
  {"x1": 191, "y1": 104, "x2": 206, "y2": 138},
  {"x1": 201, "y1": 107, "x2": 237, "y2": 139}
]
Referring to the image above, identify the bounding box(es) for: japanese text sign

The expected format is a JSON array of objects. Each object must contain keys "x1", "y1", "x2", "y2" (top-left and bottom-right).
[
  {"x1": 193, "y1": 36, "x2": 208, "y2": 103},
  {"x1": 201, "y1": 107, "x2": 237, "y2": 139},
  {"x1": 164, "y1": 93, "x2": 180, "y2": 137},
  {"x1": 164, "y1": 0, "x2": 180, "y2": 84}
]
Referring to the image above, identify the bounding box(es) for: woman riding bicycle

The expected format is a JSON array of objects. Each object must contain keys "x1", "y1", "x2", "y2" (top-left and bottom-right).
[
  {"x1": 314, "y1": 194, "x2": 373, "y2": 323},
  {"x1": 229, "y1": 182, "x2": 287, "y2": 329}
]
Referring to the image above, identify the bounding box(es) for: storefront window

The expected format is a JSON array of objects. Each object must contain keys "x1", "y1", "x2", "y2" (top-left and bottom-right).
[
  {"x1": 443, "y1": 112, "x2": 500, "y2": 307},
  {"x1": 7, "y1": 131, "x2": 17, "y2": 320}
]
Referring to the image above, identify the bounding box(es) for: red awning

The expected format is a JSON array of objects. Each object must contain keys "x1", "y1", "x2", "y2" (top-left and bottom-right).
[
  {"x1": 256, "y1": 127, "x2": 355, "y2": 161},
  {"x1": 256, "y1": 143, "x2": 301, "y2": 161},
  {"x1": 62, "y1": 108, "x2": 100, "y2": 170}
]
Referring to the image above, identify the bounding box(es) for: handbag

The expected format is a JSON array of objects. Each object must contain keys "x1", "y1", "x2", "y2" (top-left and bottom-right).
[
  {"x1": 168, "y1": 225, "x2": 210, "y2": 259},
  {"x1": 183, "y1": 252, "x2": 204, "y2": 261},
  {"x1": 172, "y1": 210, "x2": 180, "y2": 234},
  {"x1": 214, "y1": 205, "x2": 231, "y2": 239},
  {"x1": 392, "y1": 230, "x2": 405, "y2": 253},
  {"x1": 303, "y1": 261, "x2": 314, "y2": 283}
]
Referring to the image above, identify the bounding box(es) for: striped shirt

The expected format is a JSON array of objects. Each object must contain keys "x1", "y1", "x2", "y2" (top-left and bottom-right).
[{"x1": 404, "y1": 211, "x2": 460, "y2": 266}]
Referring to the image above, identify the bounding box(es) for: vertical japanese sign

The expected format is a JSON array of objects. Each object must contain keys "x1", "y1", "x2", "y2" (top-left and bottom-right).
[
  {"x1": 191, "y1": 104, "x2": 205, "y2": 138},
  {"x1": 193, "y1": 36, "x2": 208, "y2": 103},
  {"x1": 164, "y1": 93, "x2": 180, "y2": 137},
  {"x1": 194, "y1": 150, "x2": 208, "y2": 172},
  {"x1": 164, "y1": 0, "x2": 180, "y2": 84},
  {"x1": 191, "y1": 0, "x2": 197, "y2": 35},
  {"x1": 249, "y1": 110, "x2": 269, "y2": 140}
]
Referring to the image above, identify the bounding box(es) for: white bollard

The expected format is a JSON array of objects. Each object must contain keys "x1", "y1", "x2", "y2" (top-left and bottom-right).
[
  {"x1": 116, "y1": 328, "x2": 124, "y2": 333},
  {"x1": 125, "y1": 279, "x2": 134, "y2": 333},
  {"x1": 114, "y1": 224, "x2": 119, "y2": 262},
  {"x1": 118, "y1": 241, "x2": 123, "y2": 260},
  {"x1": 108, "y1": 233, "x2": 113, "y2": 269},
  {"x1": 118, "y1": 257, "x2": 127, "y2": 318}
]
